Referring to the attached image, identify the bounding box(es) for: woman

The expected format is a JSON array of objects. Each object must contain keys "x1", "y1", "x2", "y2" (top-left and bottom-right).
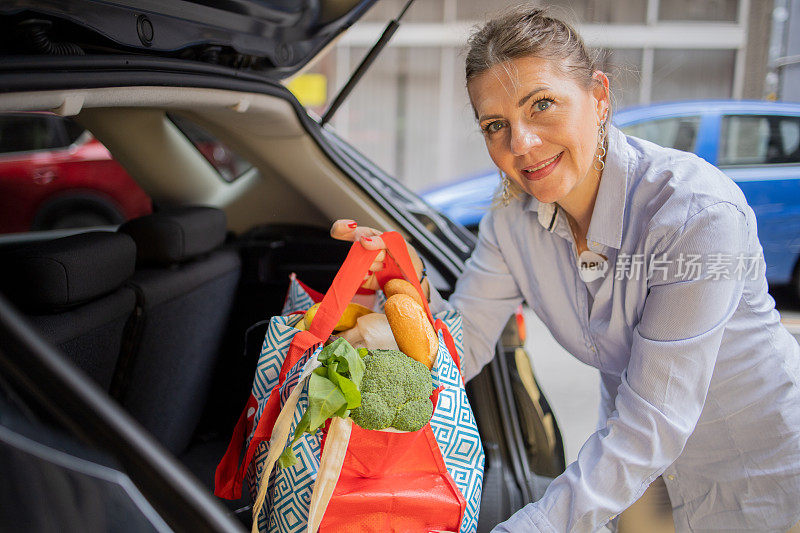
[{"x1": 332, "y1": 7, "x2": 800, "y2": 532}]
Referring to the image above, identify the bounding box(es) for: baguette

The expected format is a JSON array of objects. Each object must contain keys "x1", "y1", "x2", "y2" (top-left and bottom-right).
[
  {"x1": 383, "y1": 278, "x2": 425, "y2": 308},
  {"x1": 384, "y1": 294, "x2": 438, "y2": 369}
]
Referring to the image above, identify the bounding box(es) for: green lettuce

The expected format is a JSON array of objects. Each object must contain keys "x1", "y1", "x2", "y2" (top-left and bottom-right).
[{"x1": 278, "y1": 338, "x2": 365, "y2": 468}]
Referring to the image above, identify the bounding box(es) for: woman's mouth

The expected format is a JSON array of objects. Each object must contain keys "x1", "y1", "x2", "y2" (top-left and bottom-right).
[{"x1": 521, "y1": 152, "x2": 563, "y2": 181}]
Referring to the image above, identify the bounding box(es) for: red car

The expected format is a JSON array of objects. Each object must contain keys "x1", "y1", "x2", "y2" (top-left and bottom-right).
[{"x1": 0, "y1": 112, "x2": 152, "y2": 233}]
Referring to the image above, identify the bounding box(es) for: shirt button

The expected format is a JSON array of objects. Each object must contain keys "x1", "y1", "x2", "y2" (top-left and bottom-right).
[{"x1": 667, "y1": 474, "x2": 676, "y2": 481}]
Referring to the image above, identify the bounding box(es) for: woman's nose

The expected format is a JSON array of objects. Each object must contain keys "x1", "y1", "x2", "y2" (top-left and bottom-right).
[{"x1": 510, "y1": 126, "x2": 542, "y2": 156}]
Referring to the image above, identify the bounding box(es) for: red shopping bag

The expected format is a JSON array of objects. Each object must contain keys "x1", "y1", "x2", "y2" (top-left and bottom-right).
[
  {"x1": 319, "y1": 407, "x2": 464, "y2": 533},
  {"x1": 316, "y1": 233, "x2": 465, "y2": 531},
  {"x1": 217, "y1": 232, "x2": 467, "y2": 532}
]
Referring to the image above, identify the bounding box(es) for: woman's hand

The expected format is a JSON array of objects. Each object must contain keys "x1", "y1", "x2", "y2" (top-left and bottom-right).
[
  {"x1": 330, "y1": 219, "x2": 386, "y2": 291},
  {"x1": 330, "y1": 219, "x2": 428, "y2": 298}
]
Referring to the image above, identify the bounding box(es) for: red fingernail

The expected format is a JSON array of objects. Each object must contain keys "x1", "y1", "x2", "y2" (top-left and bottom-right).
[
  {"x1": 368, "y1": 270, "x2": 374, "y2": 275},
  {"x1": 348, "y1": 222, "x2": 357, "y2": 228},
  {"x1": 363, "y1": 237, "x2": 372, "y2": 242}
]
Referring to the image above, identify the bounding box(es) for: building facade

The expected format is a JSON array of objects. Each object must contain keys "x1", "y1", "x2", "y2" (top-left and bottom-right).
[{"x1": 303, "y1": 0, "x2": 775, "y2": 191}]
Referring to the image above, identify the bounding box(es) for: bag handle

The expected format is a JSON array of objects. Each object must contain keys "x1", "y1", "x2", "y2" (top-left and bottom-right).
[
  {"x1": 250, "y1": 362, "x2": 320, "y2": 531},
  {"x1": 305, "y1": 417, "x2": 352, "y2": 533},
  {"x1": 287, "y1": 231, "x2": 431, "y2": 361}
]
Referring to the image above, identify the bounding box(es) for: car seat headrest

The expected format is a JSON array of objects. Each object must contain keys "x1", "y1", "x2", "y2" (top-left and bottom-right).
[
  {"x1": 119, "y1": 206, "x2": 227, "y2": 266},
  {"x1": 0, "y1": 231, "x2": 137, "y2": 313}
]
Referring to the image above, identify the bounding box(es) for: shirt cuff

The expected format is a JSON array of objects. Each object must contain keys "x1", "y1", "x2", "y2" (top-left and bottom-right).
[{"x1": 490, "y1": 503, "x2": 556, "y2": 533}]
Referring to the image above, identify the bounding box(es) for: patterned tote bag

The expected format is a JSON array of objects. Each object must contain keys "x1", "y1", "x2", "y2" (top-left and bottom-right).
[{"x1": 215, "y1": 232, "x2": 484, "y2": 533}]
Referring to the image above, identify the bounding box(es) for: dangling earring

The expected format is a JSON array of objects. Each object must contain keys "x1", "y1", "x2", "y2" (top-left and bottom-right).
[
  {"x1": 594, "y1": 115, "x2": 608, "y2": 172},
  {"x1": 501, "y1": 173, "x2": 511, "y2": 206}
]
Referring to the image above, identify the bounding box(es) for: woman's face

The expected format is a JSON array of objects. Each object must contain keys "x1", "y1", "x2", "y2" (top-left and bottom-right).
[{"x1": 467, "y1": 56, "x2": 609, "y2": 206}]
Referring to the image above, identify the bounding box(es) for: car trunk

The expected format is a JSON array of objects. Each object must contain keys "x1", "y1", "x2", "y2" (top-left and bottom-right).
[{"x1": 0, "y1": 67, "x2": 564, "y2": 531}]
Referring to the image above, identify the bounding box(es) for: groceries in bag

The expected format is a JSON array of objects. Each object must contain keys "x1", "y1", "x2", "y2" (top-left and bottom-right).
[
  {"x1": 279, "y1": 288, "x2": 438, "y2": 466},
  {"x1": 215, "y1": 233, "x2": 484, "y2": 533}
]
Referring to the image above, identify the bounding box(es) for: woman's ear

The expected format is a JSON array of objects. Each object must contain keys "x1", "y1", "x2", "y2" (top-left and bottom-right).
[{"x1": 591, "y1": 70, "x2": 611, "y2": 120}]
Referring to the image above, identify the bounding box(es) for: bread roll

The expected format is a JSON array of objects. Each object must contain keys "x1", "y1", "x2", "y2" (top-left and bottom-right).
[
  {"x1": 384, "y1": 278, "x2": 425, "y2": 308},
  {"x1": 356, "y1": 312, "x2": 398, "y2": 350},
  {"x1": 384, "y1": 294, "x2": 438, "y2": 369},
  {"x1": 338, "y1": 326, "x2": 366, "y2": 349}
]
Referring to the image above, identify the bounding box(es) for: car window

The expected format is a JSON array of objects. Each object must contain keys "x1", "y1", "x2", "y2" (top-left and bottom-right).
[
  {"x1": 719, "y1": 115, "x2": 800, "y2": 166},
  {"x1": 0, "y1": 113, "x2": 152, "y2": 235},
  {"x1": 0, "y1": 113, "x2": 75, "y2": 154},
  {"x1": 621, "y1": 116, "x2": 700, "y2": 153},
  {"x1": 167, "y1": 114, "x2": 253, "y2": 182}
]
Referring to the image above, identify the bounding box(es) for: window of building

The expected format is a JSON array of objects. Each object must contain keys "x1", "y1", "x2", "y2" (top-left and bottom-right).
[
  {"x1": 456, "y1": 0, "x2": 523, "y2": 21},
  {"x1": 719, "y1": 115, "x2": 800, "y2": 166},
  {"x1": 621, "y1": 115, "x2": 701, "y2": 152},
  {"x1": 456, "y1": 0, "x2": 647, "y2": 23},
  {"x1": 546, "y1": 0, "x2": 647, "y2": 24},
  {"x1": 658, "y1": 0, "x2": 739, "y2": 22},
  {"x1": 364, "y1": 0, "x2": 445, "y2": 22},
  {"x1": 168, "y1": 114, "x2": 253, "y2": 182},
  {"x1": 652, "y1": 49, "x2": 735, "y2": 102}
]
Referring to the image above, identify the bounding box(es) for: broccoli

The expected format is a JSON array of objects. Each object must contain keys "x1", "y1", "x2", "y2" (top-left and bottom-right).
[
  {"x1": 350, "y1": 392, "x2": 394, "y2": 430},
  {"x1": 404, "y1": 358, "x2": 434, "y2": 401},
  {"x1": 359, "y1": 350, "x2": 409, "y2": 408},
  {"x1": 349, "y1": 349, "x2": 434, "y2": 432},
  {"x1": 393, "y1": 398, "x2": 434, "y2": 432}
]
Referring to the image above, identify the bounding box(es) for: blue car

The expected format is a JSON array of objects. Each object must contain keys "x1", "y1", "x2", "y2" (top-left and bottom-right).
[{"x1": 423, "y1": 99, "x2": 800, "y2": 291}]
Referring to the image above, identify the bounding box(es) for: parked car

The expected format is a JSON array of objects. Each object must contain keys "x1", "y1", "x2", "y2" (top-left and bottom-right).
[
  {"x1": 424, "y1": 99, "x2": 800, "y2": 294},
  {"x1": 0, "y1": 112, "x2": 153, "y2": 232},
  {"x1": 0, "y1": 111, "x2": 259, "y2": 234},
  {"x1": 0, "y1": 2, "x2": 564, "y2": 532}
]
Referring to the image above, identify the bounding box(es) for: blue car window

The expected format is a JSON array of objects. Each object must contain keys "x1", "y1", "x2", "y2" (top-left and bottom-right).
[
  {"x1": 780, "y1": 119, "x2": 800, "y2": 159},
  {"x1": 719, "y1": 115, "x2": 800, "y2": 166},
  {"x1": 620, "y1": 116, "x2": 700, "y2": 153}
]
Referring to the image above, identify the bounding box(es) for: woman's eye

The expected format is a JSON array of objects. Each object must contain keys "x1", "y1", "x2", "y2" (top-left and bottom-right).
[
  {"x1": 484, "y1": 121, "x2": 504, "y2": 134},
  {"x1": 534, "y1": 99, "x2": 553, "y2": 112}
]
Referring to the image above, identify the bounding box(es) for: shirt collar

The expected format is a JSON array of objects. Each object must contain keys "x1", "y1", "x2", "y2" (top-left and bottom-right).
[{"x1": 524, "y1": 124, "x2": 629, "y2": 250}]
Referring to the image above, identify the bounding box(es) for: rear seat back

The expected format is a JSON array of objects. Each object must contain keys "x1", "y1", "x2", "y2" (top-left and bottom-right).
[
  {"x1": 0, "y1": 232, "x2": 137, "y2": 390},
  {"x1": 115, "y1": 206, "x2": 241, "y2": 455}
]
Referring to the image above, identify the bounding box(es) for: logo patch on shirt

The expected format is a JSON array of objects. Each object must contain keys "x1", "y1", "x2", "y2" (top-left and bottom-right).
[{"x1": 578, "y1": 250, "x2": 608, "y2": 282}]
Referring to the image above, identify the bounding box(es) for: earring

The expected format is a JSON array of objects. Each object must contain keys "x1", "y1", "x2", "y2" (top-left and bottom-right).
[
  {"x1": 594, "y1": 116, "x2": 607, "y2": 172},
  {"x1": 501, "y1": 173, "x2": 511, "y2": 206}
]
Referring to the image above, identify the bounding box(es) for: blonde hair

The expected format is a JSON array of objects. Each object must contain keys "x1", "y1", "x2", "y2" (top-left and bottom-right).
[
  {"x1": 466, "y1": 5, "x2": 605, "y2": 207},
  {"x1": 466, "y1": 5, "x2": 600, "y2": 90}
]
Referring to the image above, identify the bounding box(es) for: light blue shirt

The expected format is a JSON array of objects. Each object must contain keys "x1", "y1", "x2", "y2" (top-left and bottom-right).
[{"x1": 431, "y1": 126, "x2": 800, "y2": 531}]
